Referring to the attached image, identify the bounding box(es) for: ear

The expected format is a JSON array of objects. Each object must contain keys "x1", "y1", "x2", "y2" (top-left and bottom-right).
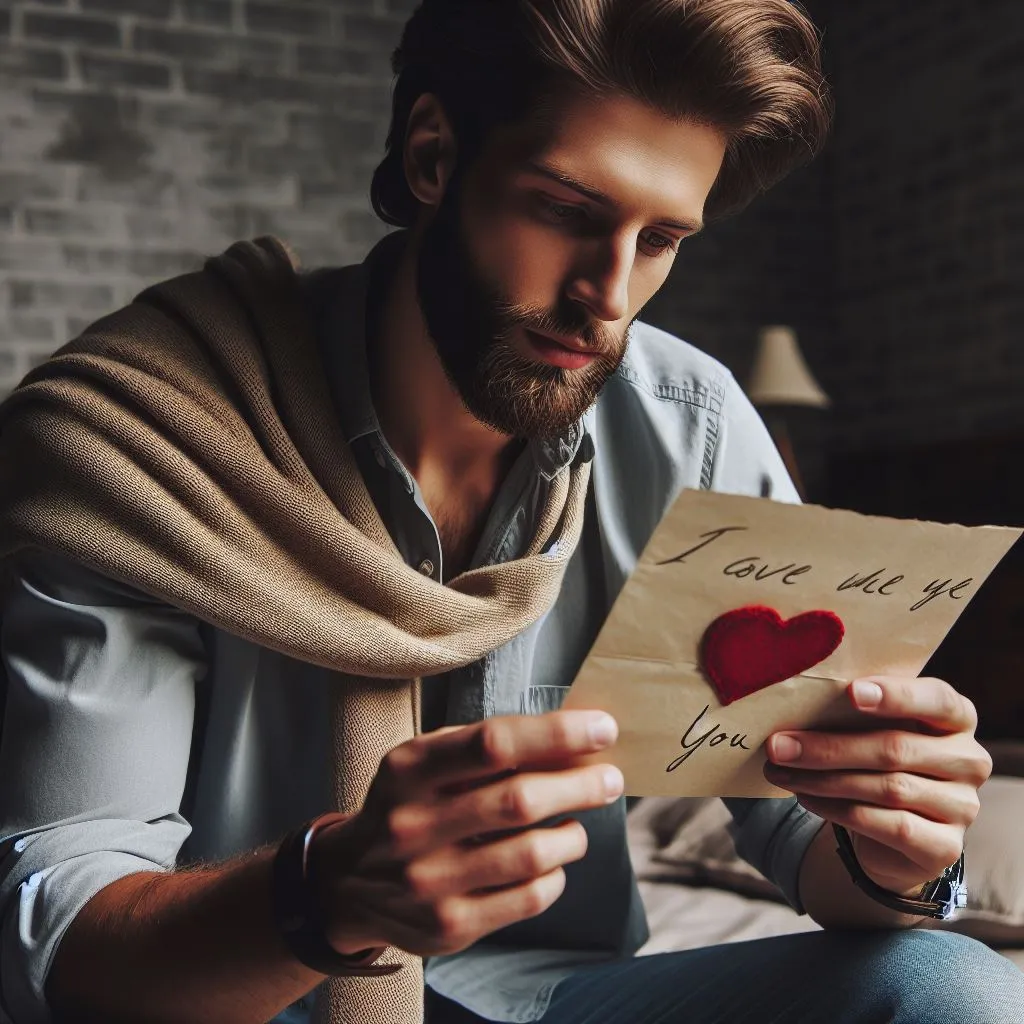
[{"x1": 403, "y1": 93, "x2": 458, "y2": 210}]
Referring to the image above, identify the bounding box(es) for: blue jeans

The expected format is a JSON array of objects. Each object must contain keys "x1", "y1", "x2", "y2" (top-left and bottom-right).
[{"x1": 424, "y1": 930, "x2": 1024, "y2": 1024}]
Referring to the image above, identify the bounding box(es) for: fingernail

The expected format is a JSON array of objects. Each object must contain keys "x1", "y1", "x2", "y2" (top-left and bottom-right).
[
  {"x1": 603, "y1": 766, "x2": 624, "y2": 801},
  {"x1": 587, "y1": 714, "x2": 618, "y2": 748},
  {"x1": 853, "y1": 679, "x2": 883, "y2": 708},
  {"x1": 772, "y1": 735, "x2": 802, "y2": 763}
]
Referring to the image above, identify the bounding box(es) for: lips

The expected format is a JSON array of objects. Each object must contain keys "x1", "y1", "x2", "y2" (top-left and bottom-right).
[
  {"x1": 527, "y1": 328, "x2": 591, "y2": 354},
  {"x1": 522, "y1": 329, "x2": 599, "y2": 370}
]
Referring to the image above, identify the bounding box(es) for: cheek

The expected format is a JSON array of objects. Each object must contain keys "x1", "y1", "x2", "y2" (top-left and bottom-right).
[
  {"x1": 465, "y1": 198, "x2": 576, "y2": 305},
  {"x1": 632, "y1": 265, "x2": 670, "y2": 315},
  {"x1": 464, "y1": 193, "x2": 672, "y2": 323}
]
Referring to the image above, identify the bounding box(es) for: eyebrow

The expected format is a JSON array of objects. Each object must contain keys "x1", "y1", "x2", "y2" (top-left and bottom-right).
[{"x1": 524, "y1": 160, "x2": 704, "y2": 234}]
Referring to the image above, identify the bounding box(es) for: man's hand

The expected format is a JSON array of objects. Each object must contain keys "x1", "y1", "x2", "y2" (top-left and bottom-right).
[
  {"x1": 312, "y1": 710, "x2": 623, "y2": 958},
  {"x1": 764, "y1": 676, "x2": 991, "y2": 896}
]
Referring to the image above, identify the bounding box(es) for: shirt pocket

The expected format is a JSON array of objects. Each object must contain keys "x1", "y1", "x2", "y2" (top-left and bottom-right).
[{"x1": 519, "y1": 684, "x2": 571, "y2": 716}]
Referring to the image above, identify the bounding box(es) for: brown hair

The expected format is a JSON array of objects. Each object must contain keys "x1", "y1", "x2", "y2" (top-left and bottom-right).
[{"x1": 370, "y1": 0, "x2": 832, "y2": 228}]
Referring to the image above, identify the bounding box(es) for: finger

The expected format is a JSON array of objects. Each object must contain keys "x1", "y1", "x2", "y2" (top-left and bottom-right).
[
  {"x1": 438, "y1": 867, "x2": 568, "y2": 952},
  {"x1": 795, "y1": 796, "x2": 964, "y2": 878},
  {"x1": 404, "y1": 819, "x2": 588, "y2": 899},
  {"x1": 766, "y1": 729, "x2": 991, "y2": 786},
  {"x1": 382, "y1": 763, "x2": 622, "y2": 857},
  {"x1": 376, "y1": 711, "x2": 619, "y2": 797},
  {"x1": 383, "y1": 868, "x2": 569, "y2": 957},
  {"x1": 763, "y1": 765, "x2": 980, "y2": 826},
  {"x1": 847, "y1": 677, "x2": 978, "y2": 734}
]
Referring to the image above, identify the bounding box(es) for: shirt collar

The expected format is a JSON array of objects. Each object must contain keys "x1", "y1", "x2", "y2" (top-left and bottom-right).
[{"x1": 315, "y1": 230, "x2": 594, "y2": 476}]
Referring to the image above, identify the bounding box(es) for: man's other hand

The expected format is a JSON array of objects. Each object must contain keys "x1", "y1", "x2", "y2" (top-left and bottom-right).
[
  {"x1": 311, "y1": 710, "x2": 623, "y2": 957},
  {"x1": 764, "y1": 676, "x2": 990, "y2": 897}
]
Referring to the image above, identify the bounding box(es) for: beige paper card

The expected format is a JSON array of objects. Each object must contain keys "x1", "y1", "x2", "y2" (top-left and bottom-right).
[{"x1": 561, "y1": 491, "x2": 1021, "y2": 797}]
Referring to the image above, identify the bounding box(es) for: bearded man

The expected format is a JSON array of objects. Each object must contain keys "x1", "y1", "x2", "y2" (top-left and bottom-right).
[{"x1": 1, "y1": 2, "x2": 1021, "y2": 1023}]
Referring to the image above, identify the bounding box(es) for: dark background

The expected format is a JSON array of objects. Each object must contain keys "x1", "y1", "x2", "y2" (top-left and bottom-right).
[{"x1": 1, "y1": 0, "x2": 1022, "y2": 735}]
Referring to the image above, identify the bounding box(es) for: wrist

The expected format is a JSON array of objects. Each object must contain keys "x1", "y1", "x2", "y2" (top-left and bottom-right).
[
  {"x1": 306, "y1": 816, "x2": 382, "y2": 956},
  {"x1": 832, "y1": 824, "x2": 967, "y2": 921},
  {"x1": 272, "y1": 812, "x2": 399, "y2": 977},
  {"x1": 847, "y1": 834, "x2": 949, "y2": 899}
]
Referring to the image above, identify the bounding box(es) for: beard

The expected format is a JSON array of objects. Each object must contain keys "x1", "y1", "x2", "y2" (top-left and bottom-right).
[{"x1": 415, "y1": 177, "x2": 632, "y2": 440}]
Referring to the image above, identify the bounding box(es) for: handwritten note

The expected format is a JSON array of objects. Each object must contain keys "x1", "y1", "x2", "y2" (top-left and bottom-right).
[{"x1": 561, "y1": 491, "x2": 1021, "y2": 797}]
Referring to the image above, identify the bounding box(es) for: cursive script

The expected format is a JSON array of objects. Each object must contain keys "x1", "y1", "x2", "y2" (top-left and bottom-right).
[
  {"x1": 655, "y1": 522, "x2": 976, "y2": 615},
  {"x1": 666, "y1": 704, "x2": 750, "y2": 772},
  {"x1": 656, "y1": 526, "x2": 747, "y2": 566}
]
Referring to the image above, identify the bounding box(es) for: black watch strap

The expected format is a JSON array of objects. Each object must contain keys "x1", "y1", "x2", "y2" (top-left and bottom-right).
[
  {"x1": 832, "y1": 824, "x2": 968, "y2": 921},
  {"x1": 272, "y1": 811, "x2": 402, "y2": 978}
]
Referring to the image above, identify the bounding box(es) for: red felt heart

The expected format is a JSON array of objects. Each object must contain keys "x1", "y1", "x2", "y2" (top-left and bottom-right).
[{"x1": 700, "y1": 605, "x2": 845, "y2": 706}]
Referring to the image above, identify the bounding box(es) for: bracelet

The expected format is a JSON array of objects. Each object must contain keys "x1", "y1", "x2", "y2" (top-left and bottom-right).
[
  {"x1": 832, "y1": 824, "x2": 968, "y2": 921},
  {"x1": 272, "y1": 811, "x2": 402, "y2": 977}
]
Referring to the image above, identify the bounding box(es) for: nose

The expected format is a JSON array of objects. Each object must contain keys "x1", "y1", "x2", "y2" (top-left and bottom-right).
[{"x1": 565, "y1": 236, "x2": 633, "y2": 324}]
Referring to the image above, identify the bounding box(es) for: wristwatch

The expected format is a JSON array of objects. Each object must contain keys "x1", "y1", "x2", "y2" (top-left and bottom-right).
[
  {"x1": 272, "y1": 811, "x2": 402, "y2": 977},
  {"x1": 833, "y1": 824, "x2": 968, "y2": 921}
]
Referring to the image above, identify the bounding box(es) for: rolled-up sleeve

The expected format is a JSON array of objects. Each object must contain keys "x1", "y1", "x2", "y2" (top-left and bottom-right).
[
  {"x1": 0, "y1": 551, "x2": 206, "y2": 1023},
  {"x1": 723, "y1": 796, "x2": 826, "y2": 913}
]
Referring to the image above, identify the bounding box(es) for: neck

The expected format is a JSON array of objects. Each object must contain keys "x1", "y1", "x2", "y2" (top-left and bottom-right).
[{"x1": 367, "y1": 231, "x2": 520, "y2": 490}]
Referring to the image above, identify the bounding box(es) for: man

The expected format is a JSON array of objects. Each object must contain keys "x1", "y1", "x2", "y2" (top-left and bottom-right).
[{"x1": 0, "y1": 1, "x2": 1021, "y2": 1022}]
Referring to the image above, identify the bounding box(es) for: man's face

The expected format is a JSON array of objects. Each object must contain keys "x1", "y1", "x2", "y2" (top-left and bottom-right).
[{"x1": 416, "y1": 91, "x2": 727, "y2": 439}]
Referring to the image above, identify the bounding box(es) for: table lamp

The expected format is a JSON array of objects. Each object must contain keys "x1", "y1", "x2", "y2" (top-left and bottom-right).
[{"x1": 746, "y1": 325, "x2": 829, "y2": 499}]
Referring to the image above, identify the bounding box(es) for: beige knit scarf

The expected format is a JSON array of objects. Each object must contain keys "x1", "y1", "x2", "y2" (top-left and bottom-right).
[{"x1": 0, "y1": 238, "x2": 592, "y2": 1024}]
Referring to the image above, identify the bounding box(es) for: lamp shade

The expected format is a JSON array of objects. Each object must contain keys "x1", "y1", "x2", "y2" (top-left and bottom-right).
[{"x1": 746, "y1": 325, "x2": 830, "y2": 409}]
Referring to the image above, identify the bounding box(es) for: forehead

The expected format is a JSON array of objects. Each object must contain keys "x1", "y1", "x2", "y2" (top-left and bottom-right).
[{"x1": 481, "y1": 91, "x2": 727, "y2": 222}]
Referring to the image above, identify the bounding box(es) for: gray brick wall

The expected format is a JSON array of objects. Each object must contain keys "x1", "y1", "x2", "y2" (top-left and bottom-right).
[
  {"x1": 0, "y1": 0, "x2": 413, "y2": 393},
  {"x1": 0, "y1": 0, "x2": 836, "y2": 407},
  {"x1": 819, "y1": 0, "x2": 1024, "y2": 452},
  {"x1": 3, "y1": 0, "x2": 1020, "y2": 469},
  {"x1": 653, "y1": 0, "x2": 1024, "y2": 467}
]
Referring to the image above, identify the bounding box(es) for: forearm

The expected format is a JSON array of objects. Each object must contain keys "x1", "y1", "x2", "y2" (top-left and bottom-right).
[
  {"x1": 798, "y1": 823, "x2": 930, "y2": 931},
  {"x1": 45, "y1": 845, "x2": 325, "y2": 1024}
]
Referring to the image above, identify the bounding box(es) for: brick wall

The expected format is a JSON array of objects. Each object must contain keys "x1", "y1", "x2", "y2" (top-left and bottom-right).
[
  {"x1": 655, "y1": 0, "x2": 1024, "y2": 471},
  {"x1": 0, "y1": 0, "x2": 410, "y2": 394},
  {"x1": 3, "y1": 0, "x2": 1020, "y2": 466},
  {"x1": 819, "y1": 0, "x2": 1024, "y2": 453},
  {"x1": 0, "y1": 0, "x2": 837, "y2": 417},
  {"x1": 0, "y1": 0, "x2": 836, "y2": 410}
]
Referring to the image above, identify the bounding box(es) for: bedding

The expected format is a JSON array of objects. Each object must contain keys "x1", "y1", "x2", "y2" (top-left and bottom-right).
[{"x1": 627, "y1": 760, "x2": 1024, "y2": 969}]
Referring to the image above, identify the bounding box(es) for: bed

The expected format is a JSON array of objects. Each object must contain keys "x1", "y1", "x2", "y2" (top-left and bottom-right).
[{"x1": 627, "y1": 740, "x2": 1024, "y2": 973}]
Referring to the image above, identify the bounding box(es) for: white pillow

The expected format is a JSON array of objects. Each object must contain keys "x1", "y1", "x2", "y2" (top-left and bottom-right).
[{"x1": 942, "y1": 775, "x2": 1024, "y2": 946}]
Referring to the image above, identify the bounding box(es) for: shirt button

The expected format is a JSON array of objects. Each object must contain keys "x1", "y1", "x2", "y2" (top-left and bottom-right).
[{"x1": 417, "y1": 558, "x2": 435, "y2": 577}]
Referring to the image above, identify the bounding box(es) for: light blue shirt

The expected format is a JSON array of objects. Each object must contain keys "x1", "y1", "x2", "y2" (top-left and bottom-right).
[{"x1": 0, "y1": 234, "x2": 825, "y2": 1024}]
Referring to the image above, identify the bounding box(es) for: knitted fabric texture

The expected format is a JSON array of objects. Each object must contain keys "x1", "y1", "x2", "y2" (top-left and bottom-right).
[
  {"x1": 0, "y1": 237, "x2": 593, "y2": 1024},
  {"x1": 700, "y1": 605, "x2": 845, "y2": 705}
]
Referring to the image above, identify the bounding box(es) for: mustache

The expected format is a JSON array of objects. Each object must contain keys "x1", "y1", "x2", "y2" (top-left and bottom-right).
[{"x1": 493, "y1": 299, "x2": 624, "y2": 354}]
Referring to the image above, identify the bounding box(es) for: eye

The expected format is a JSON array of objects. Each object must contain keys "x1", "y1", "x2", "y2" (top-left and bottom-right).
[
  {"x1": 539, "y1": 196, "x2": 586, "y2": 223},
  {"x1": 640, "y1": 232, "x2": 680, "y2": 257}
]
